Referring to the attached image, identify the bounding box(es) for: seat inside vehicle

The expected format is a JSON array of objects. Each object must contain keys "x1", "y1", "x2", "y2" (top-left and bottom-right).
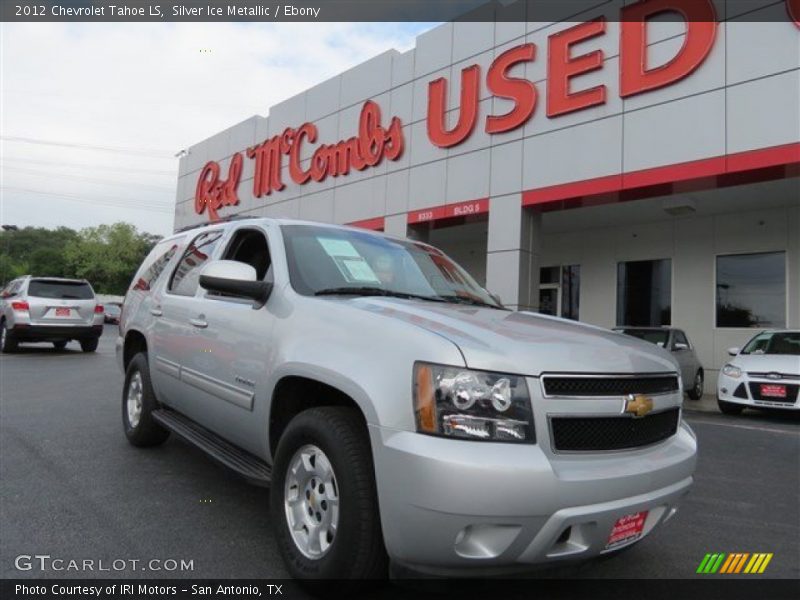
[{"x1": 224, "y1": 229, "x2": 272, "y2": 281}]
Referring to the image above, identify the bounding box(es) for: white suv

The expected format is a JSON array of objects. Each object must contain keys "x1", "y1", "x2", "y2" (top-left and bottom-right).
[
  {"x1": 0, "y1": 276, "x2": 104, "y2": 352},
  {"x1": 118, "y1": 217, "x2": 696, "y2": 580}
]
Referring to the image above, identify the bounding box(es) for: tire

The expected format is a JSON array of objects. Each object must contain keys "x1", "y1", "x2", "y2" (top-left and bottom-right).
[
  {"x1": 80, "y1": 338, "x2": 99, "y2": 353},
  {"x1": 271, "y1": 406, "x2": 388, "y2": 581},
  {"x1": 53, "y1": 341, "x2": 68, "y2": 351},
  {"x1": 687, "y1": 370, "x2": 704, "y2": 400},
  {"x1": 122, "y1": 352, "x2": 170, "y2": 447},
  {"x1": 718, "y1": 399, "x2": 745, "y2": 415},
  {"x1": 0, "y1": 320, "x2": 18, "y2": 353}
]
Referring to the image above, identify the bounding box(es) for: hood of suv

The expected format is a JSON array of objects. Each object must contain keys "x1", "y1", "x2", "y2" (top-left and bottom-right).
[{"x1": 350, "y1": 297, "x2": 677, "y2": 376}]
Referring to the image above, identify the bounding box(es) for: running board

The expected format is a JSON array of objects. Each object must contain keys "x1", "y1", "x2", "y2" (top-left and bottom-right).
[{"x1": 152, "y1": 408, "x2": 272, "y2": 487}]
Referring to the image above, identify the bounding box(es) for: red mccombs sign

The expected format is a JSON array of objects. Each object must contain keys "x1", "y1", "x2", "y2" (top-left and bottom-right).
[{"x1": 194, "y1": 0, "x2": 787, "y2": 220}]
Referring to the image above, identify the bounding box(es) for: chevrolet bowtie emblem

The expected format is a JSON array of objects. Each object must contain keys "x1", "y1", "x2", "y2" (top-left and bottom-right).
[{"x1": 624, "y1": 394, "x2": 654, "y2": 418}]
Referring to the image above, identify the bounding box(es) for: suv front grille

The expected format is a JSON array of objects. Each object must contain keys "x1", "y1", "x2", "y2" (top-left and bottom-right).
[
  {"x1": 542, "y1": 375, "x2": 679, "y2": 397},
  {"x1": 551, "y1": 408, "x2": 680, "y2": 452}
]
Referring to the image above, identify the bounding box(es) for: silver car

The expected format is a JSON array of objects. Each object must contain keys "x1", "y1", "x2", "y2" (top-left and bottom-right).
[
  {"x1": 0, "y1": 276, "x2": 104, "y2": 353},
  {"x1": 614, "y1": 327, "x2": 705, "y2": 400},
  {"x1": 117, "y1": 218, "x2": 696, "y2": 579}
]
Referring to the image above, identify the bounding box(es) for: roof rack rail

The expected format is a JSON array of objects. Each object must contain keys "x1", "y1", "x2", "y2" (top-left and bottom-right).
[{"x1": 174, "y1": 214, "x2": 260, "y2": 234}]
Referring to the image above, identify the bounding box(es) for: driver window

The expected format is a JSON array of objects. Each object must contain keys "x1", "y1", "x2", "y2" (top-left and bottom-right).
[
  {"x1": 222, "y1": 228, "x2": 272, "y2": 282},
  {"x1": 673, "y1": 331, "x2": 689, "y2": 349}
]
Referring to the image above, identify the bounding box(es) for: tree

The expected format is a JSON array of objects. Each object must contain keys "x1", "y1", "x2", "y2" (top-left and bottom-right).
[{"x1": 64, "y1": 223, "x2": 160, "y2": 295}]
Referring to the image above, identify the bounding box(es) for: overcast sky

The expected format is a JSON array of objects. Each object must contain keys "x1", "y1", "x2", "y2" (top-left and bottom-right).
[{"x1": 0, "y1": 22, "x2": 431, "y2": 236}]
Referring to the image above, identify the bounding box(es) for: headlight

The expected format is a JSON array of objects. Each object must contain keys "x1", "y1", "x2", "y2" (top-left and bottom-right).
[
  {"x1": 413, "y1": 362, "x2": 534, "y2": 442},
  {"x1": 722, "y1": 364, "x2": 742, "y2": 379}
]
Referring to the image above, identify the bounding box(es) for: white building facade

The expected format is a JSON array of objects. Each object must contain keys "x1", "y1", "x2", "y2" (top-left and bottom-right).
[{"x1": 175, "y1": 1, "x2": 800, "y2": 391}]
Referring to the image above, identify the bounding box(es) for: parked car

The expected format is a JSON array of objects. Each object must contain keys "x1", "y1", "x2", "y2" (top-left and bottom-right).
[
  {"x1": 717, "y1": 330, "x2": 800, "y2": 415},
  {"x1": 118, "y1": 217, "x2": 696, "y2": 580},
  {"x1": 104, "y1": 303, "x2": 122, "y2": 324},
  {"x1": 614, "y1": 327, "x2": 705, "y2": 400},
  {"x1": 0, "y1": 276, "x2": 104, "y2": 353}
]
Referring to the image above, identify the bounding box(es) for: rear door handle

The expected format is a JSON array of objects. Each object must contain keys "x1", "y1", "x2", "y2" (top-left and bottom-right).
[
  {"x1": 189, "y1": 317, "x2": 208, "y2": 329},
  {"x1": 150, "y1": 307, "x2": 163, "y2": 317}
]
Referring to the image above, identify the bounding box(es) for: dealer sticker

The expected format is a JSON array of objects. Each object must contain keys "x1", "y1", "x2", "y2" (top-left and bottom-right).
[{"x1": 606, "y1": 511, "x2": 648, "y2": 549}]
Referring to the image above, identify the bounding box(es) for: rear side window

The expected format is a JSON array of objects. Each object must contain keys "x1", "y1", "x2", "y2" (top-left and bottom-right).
[
  {"x1": 28, "y1": 280, "x2": 93, "y2": 300},
  {"x1": 131, "y1": 238, "x2": 184, "y2": 292},
  {"x1": 169, "y1": 230, "x2": 224, "y2": 296}
]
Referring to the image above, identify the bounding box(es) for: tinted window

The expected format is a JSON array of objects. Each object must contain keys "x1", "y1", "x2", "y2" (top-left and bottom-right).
[
  {"x1": 742, "y1": 331, "x2": 800, "y2": 355},
  {"x1": 169, "y1": 230, "x2": 224, "y2": 297},
  {"x1": 28, "y1": 280, "x2": 93, "y2": 300},
  {"x1": 716, "y1": 252, "x2": 785, "y2": 328},
  {"x1": 131, "y1": 238, "x2": 183, "y2": 292},
  {"x1": 616, "y1": 259, "x2": 671, "y2": 327},
  {"x1": 620, "y1": 329, "x2": 670, "y2": 348},
  {"x1": 673, "y1": 331, "x2": 689, "y2": 348}
]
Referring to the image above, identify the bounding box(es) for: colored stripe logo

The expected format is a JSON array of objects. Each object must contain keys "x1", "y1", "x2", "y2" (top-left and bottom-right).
[{"x1": 697, "y1": 553, "x2": 773, "y2": 574}]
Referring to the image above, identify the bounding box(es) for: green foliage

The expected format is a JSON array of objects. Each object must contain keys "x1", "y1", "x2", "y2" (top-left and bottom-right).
[{"x1": 1, "y1": 223, "x2": 160, "y2": 295}]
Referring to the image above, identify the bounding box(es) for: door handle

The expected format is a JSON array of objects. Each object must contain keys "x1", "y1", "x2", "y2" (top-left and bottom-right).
[
  {"x1": 189, "y1": 317, "x2": 208, "y2": 329},
  {"x1": 150, "y1": 307, "x2": 163, "y2": 317}
]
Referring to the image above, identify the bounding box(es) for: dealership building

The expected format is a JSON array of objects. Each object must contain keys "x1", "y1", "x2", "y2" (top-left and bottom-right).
[{"x1": 174, "y1": 2, "x2": 800, "y2": 392}]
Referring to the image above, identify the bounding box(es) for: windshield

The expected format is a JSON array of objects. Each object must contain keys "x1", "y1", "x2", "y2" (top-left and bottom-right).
[
  {"x1": 28, "y1": 280, "x2": 93, "y2": 300},
  {"x1": 105, "y1": 304, "x2": 121, "y2": 316},
  {"x1": 619, "y1": 329, "x2": 670, "y2": 348},
  {"x1": 281, "y1": 224, "x2": 502, "y2": 308},
  {"x1": 741, "y1": 331, "x2": 800, "y2": 356}
]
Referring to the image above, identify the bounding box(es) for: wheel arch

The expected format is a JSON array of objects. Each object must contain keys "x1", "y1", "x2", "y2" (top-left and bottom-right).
[
  {"x1": 267, "y1": 368, "x2": 376, "y2": 460},
  {"x1": 123, "y1": 329, "x2": 148, "y2": 370}
]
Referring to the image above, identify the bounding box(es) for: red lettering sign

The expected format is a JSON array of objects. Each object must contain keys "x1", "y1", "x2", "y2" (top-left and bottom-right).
[
  {"x1": 620, "y1": 0, "x2": 717, "y2": 98},
  {"x1": 247, "y1": 100, "x2": 404, "y2": 198},
  {"x1": 788, "y1": 0, "x2": 800, "y2": 28},
  {"x1": 547, "y1": 18, "x2": 607, "y2": 117},
  {"x1": 427, "y1": 65, "x2": 480, "y2": 148},
  {"x1": 486, "y1": 43, "x2": 537, "y2": 134},
  {"x1": 194, "y1": 153, "x2": 243, "y2": 221}
]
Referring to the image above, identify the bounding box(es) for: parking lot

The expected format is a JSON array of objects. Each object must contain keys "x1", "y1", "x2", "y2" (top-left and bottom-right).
[{"x1": 1, "y1": 327, "x2": 798, "y2": 580}]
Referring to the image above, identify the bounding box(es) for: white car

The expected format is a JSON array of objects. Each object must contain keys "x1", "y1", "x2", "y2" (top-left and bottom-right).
[{"x1": 717, "y1": 330, "x2": 800, "y2": 414}]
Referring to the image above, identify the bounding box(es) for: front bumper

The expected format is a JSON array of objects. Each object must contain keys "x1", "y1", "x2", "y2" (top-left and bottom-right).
[
  {"x1": 370, "y1": 421, "x2": 696, "y2": 574},
  {"x1": 11, "y1": 324, "x2": 103, "y2": 342},
  {"x1": 717, "y1": 373, "x2": 800, "y2": 410}
]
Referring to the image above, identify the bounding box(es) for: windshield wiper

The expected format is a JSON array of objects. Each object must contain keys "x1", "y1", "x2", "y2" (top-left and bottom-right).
[
  {"x1": 314, "y1": 287, "x2": 446, "y2": 303},
  {"x1": 437, "y1": 294, "x2": 505, "y2": 309}
]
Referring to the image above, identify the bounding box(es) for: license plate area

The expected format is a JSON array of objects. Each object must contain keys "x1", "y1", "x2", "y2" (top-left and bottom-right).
[
  {"x1": 760, "y1": 384, "x2": 786, "y2": 398},
  {"x1": 606, "y1": 511, "x2": 648, "y2": 549},
  {"x1": 54, "y1": 307, "x2": 71, "y2": 317}
]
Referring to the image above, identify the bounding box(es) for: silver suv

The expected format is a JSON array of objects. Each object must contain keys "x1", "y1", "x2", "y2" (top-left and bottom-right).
[
  {"x1": 1, "y1": 276, "x2": 104, "y2": 353},
  {"x1": 117, "y1": 217, "x2": 697, "y2": 579}
]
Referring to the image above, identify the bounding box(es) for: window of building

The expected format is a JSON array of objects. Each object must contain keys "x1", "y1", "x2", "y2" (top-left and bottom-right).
[
  {"x1": 616, "y1": 259, "x2": 672, "y2": 327},
  {"x1": 716, "y1": 252, "x2": 785, "y2": 328},
  {"x1": 169, "y1": 230, "x2": 224, "y2": 297},
  {"x1": 538, "y1": 265, "x2": 580, "y2": 321}
]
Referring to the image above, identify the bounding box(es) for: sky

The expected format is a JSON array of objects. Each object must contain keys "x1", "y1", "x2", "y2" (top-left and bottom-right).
[{"x1": 0, "y1": 22, "x2": 432, "y2": 236}]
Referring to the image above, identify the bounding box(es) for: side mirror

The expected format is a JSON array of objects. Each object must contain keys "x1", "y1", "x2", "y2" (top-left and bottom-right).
[
  {"x1": 673, "y1": 342, "x2": 689, "y2": 351},
  {"x1": 487, "y1": 291, "x2": 504, "y2": 308},
  {"x1": 199, "y1": 260, "x2": 272, "y2": 307},
  {"x1": 727, "y1": 346, "x2": 740, "y2": 357}
]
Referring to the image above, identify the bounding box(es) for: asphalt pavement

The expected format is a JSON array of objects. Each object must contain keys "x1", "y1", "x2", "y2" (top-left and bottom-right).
[{"x1": 1, "y1": 327, "x2": 798, "y2": 580}]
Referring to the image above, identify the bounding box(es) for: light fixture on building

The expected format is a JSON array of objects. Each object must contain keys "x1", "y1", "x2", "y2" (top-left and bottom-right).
[
  {"x1": 662, "y1": 197, "x2": 697, "y2": 216},
  {"x1": 174, "y1": 149, "x2": 190, "y2": 158}
]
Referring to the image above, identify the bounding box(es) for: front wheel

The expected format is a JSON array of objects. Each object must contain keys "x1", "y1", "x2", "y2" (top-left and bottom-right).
[
  {"x1": 271, "y1": 406, "x2": 388, "y2": 581},
  {"x1": 687, "y1": 370, "x2": 704, "y2": 400},
  {"x1": 718, "y1": 399, "x2": 745, "y2": 415},
  {"x1": 123, "y1": 352, "x2": 170, "y2": 447}
]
